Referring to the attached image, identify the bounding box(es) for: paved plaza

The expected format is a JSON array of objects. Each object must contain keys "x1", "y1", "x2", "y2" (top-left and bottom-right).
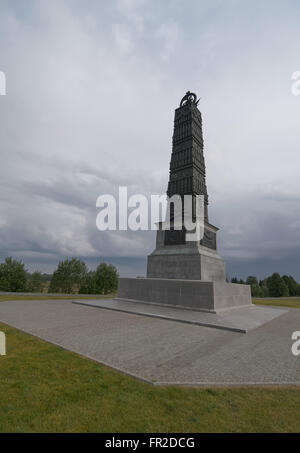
[
  {"x1": 0, "y1": 299, "x2": 299, "y2": 386},
  {"x1": 73, "y1": 298, "x2": 285, "y2": 333}
]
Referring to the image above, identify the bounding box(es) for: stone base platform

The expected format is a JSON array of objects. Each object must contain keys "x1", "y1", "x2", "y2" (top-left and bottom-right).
[
  {"x1": 147, "y1": 235, "x2": 227, "y2": 282},
  {"x1": 72, "y1": 299, "x2": 286, "y2": 333},
  {"x1": 147, "y1": 249, "x2": 226, "y2": 282},
  {"x1": 117, "y1": 277, "x2": 252, "y2": 313}
]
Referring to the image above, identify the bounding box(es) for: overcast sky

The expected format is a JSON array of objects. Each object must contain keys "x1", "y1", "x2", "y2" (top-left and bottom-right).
[{"x1": 0, "y1": 0, "x2": 300, "y2": 280}]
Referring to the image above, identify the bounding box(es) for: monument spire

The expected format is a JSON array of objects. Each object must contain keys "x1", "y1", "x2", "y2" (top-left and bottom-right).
[{"x1": 167, "y1": 91, "x2": 209, "y2": 223}]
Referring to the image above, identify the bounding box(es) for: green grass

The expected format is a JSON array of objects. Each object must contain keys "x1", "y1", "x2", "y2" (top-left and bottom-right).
[
  {"x1": 0, "y1": 320, "x2": 299, "y2": 432},
  {"x1": 253, "y1": 298, "x2": 300, "y2": 309},
  {"x1": 0, "y1": 293, "x2": 116, "y2": 303}
]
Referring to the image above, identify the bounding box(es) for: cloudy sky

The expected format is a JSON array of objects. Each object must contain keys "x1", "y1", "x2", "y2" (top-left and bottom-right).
[{"x1": 0, "y1": 0, "x2": 300, "y2": 280}]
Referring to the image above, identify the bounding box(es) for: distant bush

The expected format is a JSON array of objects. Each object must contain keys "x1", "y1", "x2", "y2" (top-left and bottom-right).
[
  {"x1": 266, "y1": 273, "x2": 289, "y2": 297},
  {"x1": 230, "y1": 272, "x2": 298, "y2": 298},
  {"x1": 0, "y1": 255, "x2": 119, "y2": 295},
  {"x1": 0, "y1": 257, "x2": 27, "y2": 292},
  {"x1": 282, "y1": 275, "x2": 298, "y2": 296},
  {"x1": 26, "y1": 271, "x2": 45, "y2": 292},
  {"x1": 49, "y1": 258, "x2": 87, "y2": 294},
  {"x1": 78, "y1": 271, "x2": 97, "y2": 294},
  {"x1": 79, "y1": 263, "x2": 118, "y2": 295}
]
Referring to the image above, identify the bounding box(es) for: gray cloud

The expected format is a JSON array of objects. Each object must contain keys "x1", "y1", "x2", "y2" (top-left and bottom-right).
[{"x1": 0, "y1": 0, "x2": 300, "y2": 279}]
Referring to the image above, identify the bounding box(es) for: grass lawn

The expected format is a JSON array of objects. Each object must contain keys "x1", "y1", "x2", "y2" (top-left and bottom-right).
[
  {"x1": 0, "y1": 318, "x2": 299, "y2": 432},
  {"x1": 253, "y1": 298, "x2": 300, "y2": 309},
  {"x1": 0, "y1": 294, "x2": 299, "y2": 432},
  {"x1": 0, "y1": 293, "x2": 116, "y2": 303}
]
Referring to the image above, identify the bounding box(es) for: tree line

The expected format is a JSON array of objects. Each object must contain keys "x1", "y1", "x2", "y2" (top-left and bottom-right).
[
  {"x1": 0, "y1": 256, "x2": 298, "y2": 298},
  {"x1": 231, "y1": 273, "x2": 300, "y2": 297},
  {"x1": 0, "y1": 257, "x2": 118, "y2": 294}
]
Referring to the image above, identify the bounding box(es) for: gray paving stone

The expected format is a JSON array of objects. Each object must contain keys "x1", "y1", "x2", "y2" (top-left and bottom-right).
[
  {"x1": 72, "y1": 298, "x2": 286, "y2": 333},
  {"x1": 0, "y1": 299, "x2": 299, "y2": 386}
]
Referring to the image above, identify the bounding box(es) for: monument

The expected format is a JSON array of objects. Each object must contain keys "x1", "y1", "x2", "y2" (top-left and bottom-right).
[
  {"x1": 147, "y1": 91, "x2": 226, "y2": 282},
  {"x1": 117, "y1": 92, "x2": 251, "y2": 313}
]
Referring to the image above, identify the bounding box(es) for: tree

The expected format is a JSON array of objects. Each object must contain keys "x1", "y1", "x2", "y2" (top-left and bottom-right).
[
  {"x1": 231, "y1": 277, "x2": 238, "y2": 283},
  {"x1": 0, "y1": 257, "x2": 27, "y2": 292},
  {"x1": 27, "y1": 271, "x2": 44, "y2": 292},
  {"x1": 246, "y1": 276, "x2": 261, "y2": 297},
  {"x1": 258, "y1": 279, "x2": 269, "y2": 297},
  {"x1": 246, "y1": 276, "x2": 258, "y2": 286},
  {"x1": 0, "y1": 276, "x2": 10, "y2": 291},
  {"x1": 78, "y1": 271, "x2": 97, "y2": 294},
  {"x1": 266, "y1": 273, "x2": 289, "y2": 297},
  {"x1": 49, "y1": 258, "x2": 87, "y2": 293},
  {"x1": 282, "y1": 275, "x2": 298, "y2": 296},
  {"x1": 94, "y1": 263, "x2": 118, "y2": 294},
  {"x1": 250, "y1": 284, "x2": 263, "y2": 297},
  {"x1": 260, "y1": 285, "x2": 270, "y2": 297}
]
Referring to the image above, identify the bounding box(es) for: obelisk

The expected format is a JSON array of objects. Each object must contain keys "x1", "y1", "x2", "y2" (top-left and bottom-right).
[
  {"x1": 147, "y1": 91, "x2": 226, "y2": 281},
  {"x1": 116, "y1": 92, "x2": 251, "y2": 313}
]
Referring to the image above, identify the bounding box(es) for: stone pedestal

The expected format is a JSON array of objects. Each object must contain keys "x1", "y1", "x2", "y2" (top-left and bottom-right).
[
  {"x1": 117, "y1": 278, "x2": 252, "y2": 313},
  {"x1": 117, "y1": 221, "x2": 251, "y2": 313},
  {"x1": 147, "y1": 221, "x2": 226, "y2": 282},
  {"x1": 147, "y1": 245, "x2": 226, "y2": 282}
]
